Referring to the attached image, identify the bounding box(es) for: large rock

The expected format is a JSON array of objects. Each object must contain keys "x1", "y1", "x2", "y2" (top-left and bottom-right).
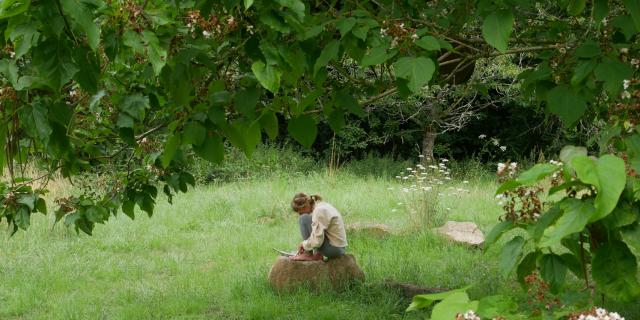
[
  {"x1": 436, "y1": 221, "x2": 485, "y2": 246},
  {"x1": 268, "y1": 254, "x2": 365, "y2": 292}
]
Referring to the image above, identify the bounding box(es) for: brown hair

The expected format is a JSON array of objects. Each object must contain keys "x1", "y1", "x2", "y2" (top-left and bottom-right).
[{"x1": 290, "y1": 192, "x2": 323, "y2": 212}]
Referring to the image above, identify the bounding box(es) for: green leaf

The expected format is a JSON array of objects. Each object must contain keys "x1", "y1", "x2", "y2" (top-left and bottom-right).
[
  {"x1": 17, "y1": 193, "x2": 36, "y2": 210},
  {"x1": 571, "y1": 60, "x2": 597, "y2": 86},
  {"x1": 603, "y1": 202, "x2": 638, "y2": 229},
  {"x1": 572, "y1": 155, "x2": 626, "y2": 221},
  {"x1": 335, "y1": 17, "x2": 357, "y2": 37},
  {"x1": 326, "y1": 110, "x2": 344, "y2": 132},
  {"x1": 500, "y1": 236, "x2": 525, "y2": 276},
  {"x1": 72, "y1": 46, "x2": 100, "y2": 94},
  {"x1": 182, "y1": 121, "x2": 206, "y2": 146},
  {"x1": 574, "y1": 41, "x2": 601, "y2": 58},
  {"x1": 120, "y1": 95, "x2": 148, "y2": 121},
  {"x1": 559, "y1": 145, "x2": 587, "y2": 164},
  {"x1": 288, "y1": 115, "x2": 317, "y2": 148},
  {"x1": 407, "y1": 285, "x2": 472, "y2": 312},
  {"x1": 496, "y1": 163, "x2": 559, "y2": 194},
  {"x1": 415, "y1": 36, "x2": 441, "y2": 51},
  {"x1": 393, "y1": 57, "x2": 436, "y2": 93},
  {"x1": 482, "y1": 10, "x2": 514, "y2": 53},
  {"x1": 532, "y1": 205, "x2": 563, "y2": 241},
  {"x1": 0, "y1": 0, "x2": 30, "y2": 19},
  {"x1": 476, "y1": 295, "x2": 517, "y2": 319},
  {"x1": 540, "y1": 198, "x2": 596, "y2": 247},
  {"x1": 275, "y1": 0, "x2": 305, "y2": 20},
  {"x1": 546, "y1": 85, "x2": 588, "y2": 127},
  {"x1": 243, "y1": 0, "x2": 253, "y2": 10},
  {"x1": 313, "y1": 40, "x2": 340, "y2": 76},
  {"x1": 594, "y1": 58, "x2": 634, "y2": 97},
  {"x1": 517, "y1": 251, "x2": 539, "y2": 287},
  {"x1": 61, "y1": 0, "x2": 100, "y2": 51},
  {"x1": 35, "y1": 197, "x2": 47, "y2": 214},
  {"x1": 561, "y1": 252, "x2": 585, "y2": 279},
  {"x1": 485, "y1": 220, "x2": 515, "y2": 248},
  {"x1": 592, "y1": 241, "x2": 640, "y2": 302},
  {"x1": 540, "y1": 254, "x2": 567, "y2": 293},
  {"x1": 161, "y1": 134, "x2": 181, "y2": 168},
  {"x1": 14, "y1": 206, "x2": 30, "y2": 230},
  {"x1": 222, "y1": 121, "x2": 261, "y2": 157},
  {"x1": 334, "y1": 90, "x2": 364, "y2": 117},
  {"x1": 235, "y1": 86, "x2": 260, "y2": 117},
  {"x1": 252, "y1": 61, "x2": 282, "y2": 93},
  {"x1": 32, "y1": 38, "x2": 79, "y2": 93},
  {"x1": 623, "y1": 0, "x2": 640, "y2": 31},
  {"x1": 259, "y1": 111, "x2": 278, "y2": 140},
  {"x1": 141, "y1": 30, "x2": 167, "y2": 75},
  {"x1": 567, "y1": 0, "x2": 586, "y2": 16},
  {"x1": 431, "y1": 292, "x2": 478, "y2": 320},
  {"x1": 194, "y1": 134, "x2": 224, "y2": 164},
  {"x1": 9, "y1": 23, "x2": 39, "y2": 59},
  {"x1": 621, "y1": 223, "x2": 640, "y2": 260},
  {"x1": 593, "y1": 0, "x2": 609, "y2": 22},
  {"x1": 360, "y1": 46, "x2": 397, "y2": 67}
]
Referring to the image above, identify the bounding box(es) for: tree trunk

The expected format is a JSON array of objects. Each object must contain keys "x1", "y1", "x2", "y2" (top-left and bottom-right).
[{"x1": 421, "y1": 125, "x2": 437, "y2": 162}]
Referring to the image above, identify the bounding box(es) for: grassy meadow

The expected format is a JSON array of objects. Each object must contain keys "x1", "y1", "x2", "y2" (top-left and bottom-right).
[{"x1": 0, "y1": 153, "x2": 638, "y2": 319}]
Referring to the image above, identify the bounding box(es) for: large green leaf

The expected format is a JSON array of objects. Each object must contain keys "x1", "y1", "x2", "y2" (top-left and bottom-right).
[
  {"x1": 161, "y1": 134, "x2": 181, "y2": 168},
  {"x1": 593, "y1": 0, "x2": 609, "y2": 22},
  {"x1": 415, "y1": 36, "x2": 441, "y2": 51},
  {"x1": 252, "y1": 61, "x2": 281, "y2": 93},
  {"x1": 259, "y1": 111, "x2": 278, "y2": 140},
  {"x1": 517, "y1": 251, "x2": 539, "y2": 286},
  {"x1": 275, "y1": 0, "x2": 305, "y2": 20},
  {"x1": 182, "y1": 121, "x2": 206, "y2": 146},
  {"x1": 313, "y1": 40, "x2": 340, "y2": 75},
  {"x1": 594, "y1": 58, "x2": 634, "y2": 97},
  {"x1": 623, "y1": 0, "x2": 640, "y2": 31},
  {"x1": 61, "y1": 0, "x2": 100, "y2": 51},
  {"x1": 431, "y1": 292, "x2": 478, "y2": 320},
  {"x1": 194, "y1": 134, "x2": 224, "y2": 164},
  {"x1": 406, "y1": 286, "x2": 473, "y2": 312},
  {"x1": 540, "y1": 253, "x2": 567, "y2": 293},
  {"x1": 235, "y1": 87, "x2": 260, "y2": 117},
  {"x1": 476, "y1": 295, "x2": 517, "y2": 319},
  {"x1": 288, "y1": 115, "x2": 317, "y2": 148},
  {"x1": 495, "y1": 163, "x2": 558, "y2": 194},
  {"x1": 141, "y1": 30, "x2": 167, "y2": 75},
  {"x1": 592, "y1": 241, "x2": 640, "y2": 302},
  {"x1": 546, "y1": 85, "x2": 587, "y2": 127},
  {"x1": 484, "y1": 220, "x2": 515, "y2": 248},
  {"x1": 360, "y1": 46, "x2": 397, "y2": 67},
  {"x1": 482, "y1": 10, "x2": 514, "y2": 53},
  {"x1": 72, "y1": 46, "x2": 100, "y2": 94},
  {"x1": 393, "y1": 57, "x2": 435, "y2": 93},
  {"x1": 20, "y1": 101, "x2": 52, "y2": 143},
  {"x1": 572, "y1": 155, "x2": 626, "y2": 221},
  {"x1": 32, "y1": 38, "x2": 79, "y2": 93},
  {"x1": 9, "y1": 22, "x2": 39, "y2": 59},
  {"x1": 540, "y1": 199, "x2": 596, "y2": 247},
  {"x1": 566, "y1": 0, "x2": 586, "y2": 16},
  {"x1": 500, "y1": 236, "x2": 525, "y2": 276},
  {"x1": 0, "y1": 0, "x2": 30, "y2": 19},
  {"x1": 621, "y1": 223, "x2": 640, "y2": 260},
  {"x1": 335, "y1": 17, "x2": 356, "y2": 37}
]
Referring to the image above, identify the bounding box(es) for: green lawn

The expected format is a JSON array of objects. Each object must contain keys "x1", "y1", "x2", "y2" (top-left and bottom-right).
[{"x1": 0, "y1": 170, "x2": 637, "y2": 319}]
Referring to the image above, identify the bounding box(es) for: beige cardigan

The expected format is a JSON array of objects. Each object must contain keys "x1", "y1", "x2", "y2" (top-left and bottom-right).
[{"x1": 302, "y1": 202, "x2": 348, "y2": 251}]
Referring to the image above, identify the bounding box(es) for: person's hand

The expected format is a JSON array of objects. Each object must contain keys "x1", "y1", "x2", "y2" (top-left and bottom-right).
[{"x1": 297, "y1": 243, "x2": 305, "y2": 254}]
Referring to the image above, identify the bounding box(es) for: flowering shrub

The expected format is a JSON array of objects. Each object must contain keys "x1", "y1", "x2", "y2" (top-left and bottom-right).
[{"x1": 567, "y1": 307, "x2": 625, "y2": 320}]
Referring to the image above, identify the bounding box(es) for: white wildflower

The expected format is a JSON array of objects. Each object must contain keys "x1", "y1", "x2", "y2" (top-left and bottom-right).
[
  {"x1": 441, "y1": 158, "x2": 449, "y2": 162},
  {"x1": 622, "y1": 91, "x2": 631, "y2": 99},
  {"x1": 463, "y1": 180, "x2": 469, "y2": 184},
  {"x1": 418, "y1": 154, "x2": 425, "y2": 158},
  {"x1": 380, "y1": 28, "x2": 388, "y2": 37},
  {"x1": 202, "y1": 30, "x2": 212, "y2": 38},
  {"x1": 496, "y1": 194, "x2": 505, "y2": 199},
  {"x1": 395, "y1": 176, "x2": 401, "y2": 179},
  {"x1": 411, "y1": 33, "x2": 419, "y2": 41},
  {"x1": 620, "y1": 47, "x2": 629, "y2": 54},
  {"x1": 491, "y1": 137, "x2": 500, "y2": 146},
  {"x1": 509, "y1": 162, "x2": 517, "y2": 169},
  {"x1": 500, "y1": 145, "x2": 507, "y2": 151},
  {"x1": 406, "y1": 168, "x2": 413, "y2": 171},
  {"x1": 478, "y1": 134, "x2": 486, "y2": 139},
  {"x1": 402, "y1": 176, "x2": 409, "y2": 180},
  {"x1": 623, "y1": 79, "x2": 630, "y2": 90}
]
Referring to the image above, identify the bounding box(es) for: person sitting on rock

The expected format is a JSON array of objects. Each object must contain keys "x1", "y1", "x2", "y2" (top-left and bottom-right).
[{"x1": 290, "y1": 193, "x2": 348, "y2": 261}]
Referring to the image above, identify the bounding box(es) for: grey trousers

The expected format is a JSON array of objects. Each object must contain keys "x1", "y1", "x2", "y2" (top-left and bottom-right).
[{"x1": 299, "y1": 214, "x2": 345, "y2": 258}]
